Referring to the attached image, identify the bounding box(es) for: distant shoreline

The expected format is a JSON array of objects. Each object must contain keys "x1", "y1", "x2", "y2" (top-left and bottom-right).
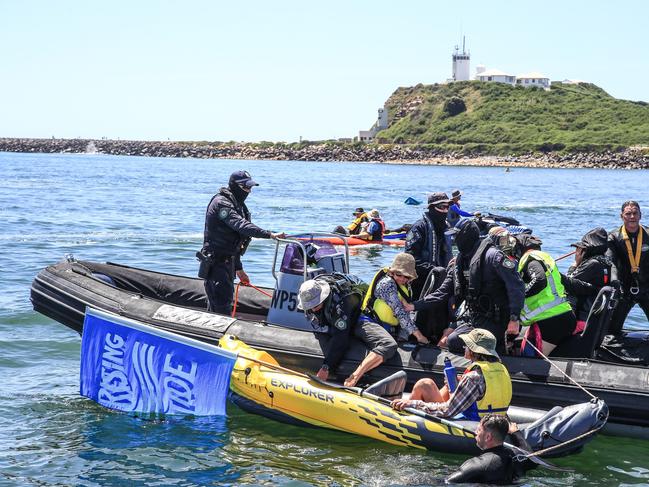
[{"x1": 1, "y1": 137, "x2": 648, "y2": 169}]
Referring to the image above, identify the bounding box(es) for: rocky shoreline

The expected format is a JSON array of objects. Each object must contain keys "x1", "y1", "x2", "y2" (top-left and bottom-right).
[{"x1": 1, "y1": 137, "x2": 648, "y2": 169}]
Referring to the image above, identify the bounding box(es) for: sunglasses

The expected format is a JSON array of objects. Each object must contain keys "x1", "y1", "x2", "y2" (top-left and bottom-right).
[
  {"x1": 435, "y1": 204, "x2": 450, "y2": 209},
  {"x1": 392, "y1": 271, "x2": 412, "y2": 280}
]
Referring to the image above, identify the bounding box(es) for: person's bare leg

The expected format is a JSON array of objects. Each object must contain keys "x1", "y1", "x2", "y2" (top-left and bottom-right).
[
  {"x1": 541, "y1": 340, "x2": 556, "y2": 356},
  {"x1": 344, "y1": 352, "x2": 383, "y2": 387},
  {"x1": 409, "y1": 378, "x2": 449, "y2": 403}
]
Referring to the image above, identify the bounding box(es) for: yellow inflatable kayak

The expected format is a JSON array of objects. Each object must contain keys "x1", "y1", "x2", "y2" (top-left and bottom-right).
[
  {"x1": 219, "y1": 335, "x2": 607, "y2": 455},
  {"x1": 220, "y1": 335, "x2": 481, "y2": 453}
]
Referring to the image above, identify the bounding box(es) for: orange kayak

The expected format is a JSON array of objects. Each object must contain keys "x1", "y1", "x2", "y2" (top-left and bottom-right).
[{"x1": 296, "y1": 236, "x2": 405, "y2": 247}]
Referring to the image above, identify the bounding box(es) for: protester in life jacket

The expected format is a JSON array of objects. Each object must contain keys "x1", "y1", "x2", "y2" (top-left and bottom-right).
[
  {"x1": 565, "y1": 227, "x2": 611, "y2": 323},
  {"x1": 412, "y1": 219, "x2": 525, "y2": 354},
  {"x1": 606, "y1": 201, "x2": 649, "y2": 337},
  {"x1": 199, "y1": 170, "x2": 286, "y2": 314},
  {"x1": 447, "y1": 189, "x2": 475, "y2": 228},
  {"x1": 405, "y1": 192, "x2": 454, "y2": 299},
  {"x1": 446, "y1": 414, "x2": 535, "y2": 484},
  {"x1": 514, "y1": 234, "x2": 577, "y2": 355},
  {"x1": 356, "y1": 209, "x2": 385, "y2": 241},
  {"x1": 358, "y1": 253, "x2": 429, "y2": 368},
  {"x1": 346, "y1": 207, "x2": 369, "y2": 236},
  {"x1": 297, "y1": 275, "x2": 397, "y2": 386},
  {"x1": 391, "y1": 328, "x2": 512, "y2": 419}
]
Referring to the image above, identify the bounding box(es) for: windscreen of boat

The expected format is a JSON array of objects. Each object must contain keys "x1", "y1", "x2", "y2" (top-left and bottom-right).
[{"x1": 73, "y1": 260, "x2": 271, "y2": 316}]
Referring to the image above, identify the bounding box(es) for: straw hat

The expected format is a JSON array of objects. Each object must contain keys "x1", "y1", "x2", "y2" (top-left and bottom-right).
[{"x1": 388, "y1": 253, "x2": 417, "y2": 280}]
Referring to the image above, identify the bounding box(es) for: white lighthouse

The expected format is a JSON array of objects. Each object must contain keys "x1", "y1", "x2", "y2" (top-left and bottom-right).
[{"x1": 451, "y1": 37, "x2": 470, "y2": 81}]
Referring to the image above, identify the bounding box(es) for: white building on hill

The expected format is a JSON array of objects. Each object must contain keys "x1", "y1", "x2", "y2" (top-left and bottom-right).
[
  {"x1": 516, "y1": 72, "x2": 550, "y2": 88},
  {"x1": 451, "y1": 37, "x2": 471, "y2": 81},
  {"x1": 358, "y1": 107, "x2": 388, "y2": 142},
  {"x1": 475, "y1": 67, "x2": 516, "y2": 85}
]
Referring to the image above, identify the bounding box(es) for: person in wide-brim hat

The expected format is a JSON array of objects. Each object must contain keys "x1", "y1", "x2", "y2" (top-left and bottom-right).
[{"x1": 391, "y1": 327, "x2": 512, "y2": 419}]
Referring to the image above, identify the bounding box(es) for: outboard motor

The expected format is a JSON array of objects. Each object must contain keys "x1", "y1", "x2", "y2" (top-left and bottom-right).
[{"x1": 267, "y1": 240, "x2": 348, "y2": 330}]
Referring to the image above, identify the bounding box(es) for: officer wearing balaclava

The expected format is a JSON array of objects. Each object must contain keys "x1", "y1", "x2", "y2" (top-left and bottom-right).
[
  {"x1": 200, "y1": 170, "x2": 285, "y2": 314},
  {"x1": 405, "y1": 192, "x2": 454, "y2": 299},
  {"x1": 413, "y1": 219, "x2": 525, "y2": 353}
]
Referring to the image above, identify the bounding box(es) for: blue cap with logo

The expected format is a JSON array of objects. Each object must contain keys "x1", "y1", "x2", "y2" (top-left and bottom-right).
[{"x1": 229, "y1": 170, "x2": 259, "y2": 188}]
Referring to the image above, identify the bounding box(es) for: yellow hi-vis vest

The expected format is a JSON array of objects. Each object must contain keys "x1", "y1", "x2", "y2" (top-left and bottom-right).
[
  {"x1": 361, "y1": 268, "x2": 411, "y2": 327},
  {"x1": 465, "y1": 361, "x2": 512, "y2": 418},
  {"x1": 518, "y1": 250, "x2": 572, "y2": 326}
]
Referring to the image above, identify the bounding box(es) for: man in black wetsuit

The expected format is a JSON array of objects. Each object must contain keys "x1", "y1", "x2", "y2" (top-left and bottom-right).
[
  {"x1": 606, "y1": 201, "x2": 649, "y2": 336},
  {"x1": 446, "y1": 414, "x2": 535, "y2": 484},
  {"x1": 405, "y1": 192, "x2": 453, "y2": 299},
  {"x1": 200, "y1": 170, "x2": 285, "y2": 314},
  {"x1": 413, "y1": 219, "x2": 525, "y2": 353},
  {"x1": 297, "y1": 276, "x2": 397, "y2": 385}
]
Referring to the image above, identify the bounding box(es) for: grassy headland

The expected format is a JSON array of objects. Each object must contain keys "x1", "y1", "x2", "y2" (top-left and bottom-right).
[{"x1": 377, "y1": 81, "x2": 649, "y2": 155}]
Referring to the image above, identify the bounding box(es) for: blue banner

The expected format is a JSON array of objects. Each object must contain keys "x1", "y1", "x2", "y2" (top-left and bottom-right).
[{"x1": 80, "y1": 308, "x2": 237, "y2": 416}]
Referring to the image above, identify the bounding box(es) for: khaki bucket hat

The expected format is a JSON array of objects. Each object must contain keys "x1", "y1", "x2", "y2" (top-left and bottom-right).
[
  {"x1": 389, "y1": 253, "x2": 417, "y2": 280},
  {"x1": 459, "y1": 328, "x2": 499, "y2": 358}
]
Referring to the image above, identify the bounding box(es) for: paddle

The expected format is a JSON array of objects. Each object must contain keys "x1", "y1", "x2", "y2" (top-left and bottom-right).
[{"x1": 307, "y1": 373, "x2": 571, "y2": 472}]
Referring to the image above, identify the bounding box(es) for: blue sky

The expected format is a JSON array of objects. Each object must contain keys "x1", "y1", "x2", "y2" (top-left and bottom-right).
[{"x1": 1, "y1": 1, "x2": 647, "y2": 142}]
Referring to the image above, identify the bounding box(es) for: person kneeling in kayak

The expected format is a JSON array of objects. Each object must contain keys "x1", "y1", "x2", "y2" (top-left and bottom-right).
[
  {"x1": 446, "y1": 414, "x2": 535, "y2": 484},
  {"x1": 391, "y1": 328, "x2": 511, "y2": 419},
  {"x1": 356, "y1": 209, "x2": 385, "y2": 242},
  {"x1": 297, "y1": 275, "x2": 397, "y2": 386}
]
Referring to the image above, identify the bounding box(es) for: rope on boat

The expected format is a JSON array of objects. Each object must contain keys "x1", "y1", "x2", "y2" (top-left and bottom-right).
[
  {"x1": 231, "y1": 281, "x2": 273, "y2": 317},
  {"x1": 523, "y1": 340, "x2": 598, "y2": 400}
]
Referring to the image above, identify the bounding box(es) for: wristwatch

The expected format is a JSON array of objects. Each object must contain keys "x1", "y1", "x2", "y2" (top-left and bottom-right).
[
  {"x1": 320, "y1": 364, "x2": 330, "y2": 372},
  {"x1": 509, "y1": 314, "x2": 520, "y2": 322}
]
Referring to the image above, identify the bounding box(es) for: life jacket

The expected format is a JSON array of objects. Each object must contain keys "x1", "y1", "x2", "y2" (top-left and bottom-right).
[
  {"x1": 361, "y1": 268, "x2": 411, "y2": 328},
  {"x1": 308, "y1": 273, "x2": 364, "y2": 334},
  {"x1": 454, "y1": 237, "x2": 497, "y2": 315},
  {"x1": 367, "y1": 218, "x2": 386, "y2": 241},
  {"x1": 461, "y1": 361, "x2": 512, "y2": 420},
  {"x1": 518, "y1": 250, "x2": 572, "y2": 325},
  {"x1": 348, "y1": 213, "x2": 369, "y2": 235}
]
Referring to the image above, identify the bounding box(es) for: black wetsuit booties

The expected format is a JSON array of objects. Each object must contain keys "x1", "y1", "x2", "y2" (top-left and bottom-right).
[
  {"x1": 446, "y1": 432, "x2": 535, "y2": 484},
  {"x1": 606, "y1": 225, "x2": 649, "y2": 335},
  {"x1": 202, "y1": 181, "x2": 272, "y2": 314},
  {"x1": 414, "y1": 221, "x2": 525, "y2": 352},
  {"x1": 405, "y1": 207, "x2": 452, "y2": 298}
]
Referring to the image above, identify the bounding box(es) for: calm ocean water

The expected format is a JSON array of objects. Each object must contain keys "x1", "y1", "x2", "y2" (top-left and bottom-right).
[{"x1": 2, "y1": 151, "x2": 649, "y2": 486}]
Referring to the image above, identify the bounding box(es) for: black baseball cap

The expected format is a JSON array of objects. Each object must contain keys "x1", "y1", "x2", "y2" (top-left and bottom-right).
[{"x1": 229, "y1": 170, "x2": 259, "y2": 188}]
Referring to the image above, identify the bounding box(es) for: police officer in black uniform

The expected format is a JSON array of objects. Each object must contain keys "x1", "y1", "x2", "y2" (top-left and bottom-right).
[
  {"x1": 200, "y1": 170, "x2": 285, "y2": 314},
  {"x1": 606, "y1": 200, "x2": 649, "y2": 336},
  {"x1": 405, "y1": 192, "x2": 454, "y2": 299},
  {"x1": 413, "y1": 219, "x2": 526, "y2": 353},
  {"x1": 298, "y1": 275, "x2": 397, "y2": 384}
]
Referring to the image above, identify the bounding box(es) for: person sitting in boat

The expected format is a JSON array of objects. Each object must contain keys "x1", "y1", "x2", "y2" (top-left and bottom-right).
[
  {"x1": 446, "y1": 414, "x2": 535, "y2": 484},
  {"x1": 565, "y1": 227, "x2": 611, "y2": 323},
  {"x1": 447, "y1": 189, "x2": 475, "y2": 228},
  {"x1": 409, "y1": 219, "x2": 525, "y2": 354},
  {"x1": 297, "y1": 275, "x2": 397, "y2": 386},
  {"x1": 358, "y1": 252, "x2": 429, "y2": 351},
  {"x1": 347, "y1": 207, "x2": 369, "y2": 236},
  {"x1": 355, "y1": 209, "x2": 385, "y2": 242},
  {"x1": 606, "y1": 200, "x2": 649, "y2": 337},
  {"x1": 406, "y1": 192, "x2": 454, "y2": 299},
  {"x1": 391, "y1": 328, "x2": 512, "y2": 419},
  {"x1": 514, "y1": 234, "x2": 577, "y2": 356}
]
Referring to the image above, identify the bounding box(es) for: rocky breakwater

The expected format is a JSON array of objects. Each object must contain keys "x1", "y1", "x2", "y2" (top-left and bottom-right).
[{"x1": 1, "y1": 138, "x2": 648, "y2": 169}]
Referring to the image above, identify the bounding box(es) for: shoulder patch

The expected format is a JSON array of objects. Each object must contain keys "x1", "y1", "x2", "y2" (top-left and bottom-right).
[
  {"x1": 502, "y1": 258, "x2": 515, "y2": 269},
  {"x1": 334, "y1": 318, "x2": 348, "y2": 331},
  {"x1": 218, "y1": 208, "x2": 229, "y2": 220}
]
